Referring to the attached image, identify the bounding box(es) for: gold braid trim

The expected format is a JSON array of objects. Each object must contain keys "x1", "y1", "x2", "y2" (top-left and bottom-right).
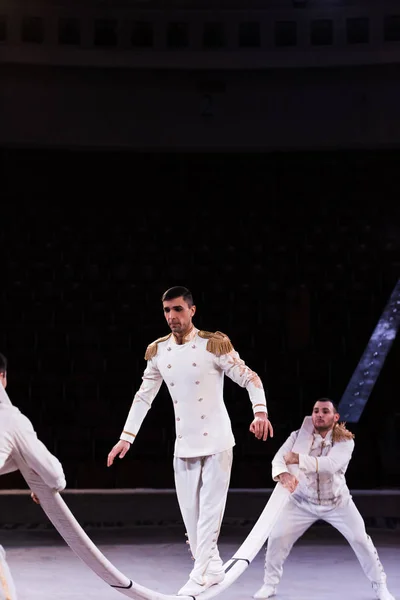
[
  {"x1": 332, "y1": 422, "x2": 355, "y2": 443},
  {"x1": 122, "y1": 431, "x2": 136, "y2": 438},
  {"x1": 144, "y1": 334, "x2": 172, "y2": 360},
  {"x1": 198, "y1": 330, "x2": 234, "y2": 356}
]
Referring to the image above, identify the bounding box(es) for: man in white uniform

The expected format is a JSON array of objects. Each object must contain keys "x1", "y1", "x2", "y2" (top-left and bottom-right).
[
  {"x1": 107, "y1": 286, "x2": 273, "y2": 596},
  {"x1": 0, "y1": 353, "x2": 66, "y2": 600},
  {"x1": 253, "y1": 398, "x2": 395, "y2": 600}
]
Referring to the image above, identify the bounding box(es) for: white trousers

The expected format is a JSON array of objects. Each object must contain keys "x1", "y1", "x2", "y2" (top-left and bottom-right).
[
  {"x1": 263, "y1": 496, "x2": 387, "y2": 587},
  {"x1": 0, "y1": 546, "x2": 17, "y2": 600},
  {"x1": 173, "y1": 448, "x2": 233, "y2": 585}
]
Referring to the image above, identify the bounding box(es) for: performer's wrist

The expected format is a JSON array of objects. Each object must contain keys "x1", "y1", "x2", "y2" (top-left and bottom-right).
[
  {"x1": 120, "y1": 432, "x2": 134, "y2": 444},
  {"x1": 254, "y1": 410, "x2": 268, "y2": 417}
]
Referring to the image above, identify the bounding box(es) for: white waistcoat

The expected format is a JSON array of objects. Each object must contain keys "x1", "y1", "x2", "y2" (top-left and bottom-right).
[{"x1": 120, "y1": 329, "x2": 268, "y2": 458}]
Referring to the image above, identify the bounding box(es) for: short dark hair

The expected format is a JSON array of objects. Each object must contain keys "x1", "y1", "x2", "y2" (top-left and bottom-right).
[
  {"x1": 161, "y1": 286, "x2": 194, "y2": 307},
  {"x1": 0, "y1": 353, "x2": 7, "y2": 375},
  {"x1": 314, "y1": 397, "x2": 338, "y2": 413}
]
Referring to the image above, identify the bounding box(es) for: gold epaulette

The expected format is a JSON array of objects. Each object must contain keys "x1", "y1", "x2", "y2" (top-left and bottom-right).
[
  {"x1": 198, "y1": 330, "x2": 234, "y2": 356},
  {"x1": 144, "y1": 334, "x2": 172, "y2": 360},
  {"x1": 332, "y1": 422, "x2": 355, "y2": 443}
]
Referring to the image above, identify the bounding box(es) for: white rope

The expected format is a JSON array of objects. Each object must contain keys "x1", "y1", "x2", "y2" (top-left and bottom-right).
[{"x1": 16, "y1": 463, "x2": 289, "y2": 599}]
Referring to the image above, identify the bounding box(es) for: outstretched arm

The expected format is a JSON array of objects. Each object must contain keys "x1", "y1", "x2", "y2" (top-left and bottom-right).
[
  {"x1": 120, "y1": 359, "x2": 163, "y2": 443},
  {"x1": 214, "y1": 349, "x2": 273, "y2": 440},
  {"x1": 107, "y1": 359, "x2": 163, "y2": 466},
  {"x1": 13, "y1": 414, "x2": 66, "y2": 492}
]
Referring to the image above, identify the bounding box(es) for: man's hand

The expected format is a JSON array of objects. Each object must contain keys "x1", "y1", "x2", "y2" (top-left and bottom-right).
[
  {"x1": 278, "y1": 472, "x2": 298, "y2": 493},
  {"x1": 249, "y1": 413, "x2": 274, "y2": 441},
  {"x1": 107, "y1": 440, "x2": 131, "y2": 467},
  {"x1": 31, "y1": 492, "x2": 40, "y2": 505},
  {"x1": 284, "y1": 451, "x2": 299, "y2": 465}
]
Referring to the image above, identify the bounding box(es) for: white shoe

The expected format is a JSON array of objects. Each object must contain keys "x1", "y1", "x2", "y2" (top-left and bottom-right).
[
  {"x1": 372, "y1": 582, "x2": 396, "y2": 600},
  {"x1": 177, "y1": 574, "x2": 224, "y2": 597},
  {"x1": 177, "y1": 579, "x2": 206, "y2": 596},
  {"x1": 253, "y1": 584, "x2": 276, "y2": 599}
]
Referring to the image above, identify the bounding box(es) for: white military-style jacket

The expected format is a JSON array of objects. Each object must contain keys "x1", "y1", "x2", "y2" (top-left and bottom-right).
[
  {"x1": 120, "y1": 327, "x2": 268, "y2": 458},
  {"x1": 272, "y1": 422, "x2": 355, "y2": 506},
  {"x1": 0, "y1": 384, "x2": 66, "y2": 492}
]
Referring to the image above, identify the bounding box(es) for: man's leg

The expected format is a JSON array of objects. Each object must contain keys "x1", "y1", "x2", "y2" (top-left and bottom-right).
[
  {"x1": 324, "y1": 499, "x2": 394, "y2": 598},
  {"x1": 254, "y1": 498, "x2": 317, "y2": 597},
  {"x1": 0, "y1": 545, "x2": 18, "y2": 600},
  {"x1": 189, "y1": 448, "x2": 233, "y2": 585},
  {"x1": 173, "y1": 456, "x2": 202, "y2": 564}
]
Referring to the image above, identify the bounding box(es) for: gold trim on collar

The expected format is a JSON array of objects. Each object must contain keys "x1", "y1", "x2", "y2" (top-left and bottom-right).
[{"x1": 171, "y1": 326, "x2": 198, "y2": 345}]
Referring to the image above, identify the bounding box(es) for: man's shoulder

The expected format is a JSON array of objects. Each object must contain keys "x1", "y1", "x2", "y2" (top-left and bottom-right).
[
  {"x1": 198, "y1": 330, "x2": 234, "y2": 356},
  {"x1": 144, "y1": 334, "x2": 172, "y2": 360},
  {"x1": 143, "y1": 329, "x2": 235, "y2": 360},
  {"x1": 332, "y1": 423, "x2": 355, "y2": 443},
  {"x1": 0, "y1": 404, "x2": 29, "y2": 429}
]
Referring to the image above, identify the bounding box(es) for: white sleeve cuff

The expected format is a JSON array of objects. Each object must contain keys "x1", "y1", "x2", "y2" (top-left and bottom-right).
[
  {"x1": 120, "y1": 432, "x2": 135, "y2": 443},
  {"x1": 253, "y1": 405, "x2": 268, "y2": 414},
  {"x1": 272, "y1": 467, "x2": 288, "y2": 482}
]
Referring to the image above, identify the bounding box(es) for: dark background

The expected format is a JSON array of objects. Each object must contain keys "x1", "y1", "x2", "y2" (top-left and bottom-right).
[
  {"x1": 1, "y1": 148, "x2": 399, "y2": 491},
  {"x1": 1, "y1": 0, "x2": 400, "y2": 493}
]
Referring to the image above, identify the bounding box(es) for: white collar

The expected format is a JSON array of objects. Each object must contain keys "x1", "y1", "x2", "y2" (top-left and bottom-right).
[
  {"x1": 312, "y1": 429, "x2": 333, "y2": 446},
  {"x1": 170, "y1": 326, "x2": 198, "y2": 345}
]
